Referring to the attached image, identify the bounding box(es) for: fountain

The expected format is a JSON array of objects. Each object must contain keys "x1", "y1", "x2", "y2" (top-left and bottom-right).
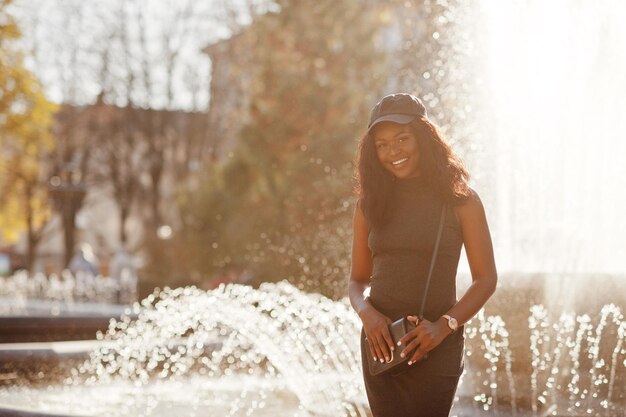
[
  {"x1": 0, "y1": 270, "x2": 137, "y2": 313},
  {"x1": 0, "y1": 270, "x2": 137, "y2": 343},
  {"x1": 2, "y1": 0, "x2": 626, "y2": 415},
  {"x1": 0, "y1": 280, "x2": 625, "y2": 416},
  {"x1": 0, "y1": 269, "x2": 138, "y2": 394}
]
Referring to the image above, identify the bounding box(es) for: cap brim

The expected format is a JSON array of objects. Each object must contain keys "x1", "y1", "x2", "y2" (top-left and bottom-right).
[{"x1": 367, "y1": 114, "x2": 416, "y2": 132}]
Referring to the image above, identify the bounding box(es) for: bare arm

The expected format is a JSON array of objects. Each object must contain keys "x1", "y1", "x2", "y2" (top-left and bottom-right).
[
  {"x1": 443, "y1": 188, "x2": 497, "y2": 325},
  {"x1": 348, "y1": 202, "x2": 373, "y2": 315},
  {"x1": 348, "y1": 202, "x2": 395, "y2": 363}
]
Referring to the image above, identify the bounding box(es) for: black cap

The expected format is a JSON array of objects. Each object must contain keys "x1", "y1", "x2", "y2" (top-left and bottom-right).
[{"x1": 367, "y1": 93, "x2": 427, "y2": 132}]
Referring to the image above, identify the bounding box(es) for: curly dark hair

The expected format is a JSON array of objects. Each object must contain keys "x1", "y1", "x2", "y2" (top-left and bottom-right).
[{"x1": 354, "y1": 116, "x2": 471, "y2": 228}]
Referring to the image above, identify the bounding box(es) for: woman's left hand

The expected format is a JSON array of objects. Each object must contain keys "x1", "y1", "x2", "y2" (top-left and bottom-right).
[{"x1": 397, "y1": 315, "x2": 450, "y2": 365}]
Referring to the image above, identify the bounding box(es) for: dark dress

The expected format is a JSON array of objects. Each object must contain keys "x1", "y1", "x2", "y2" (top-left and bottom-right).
[{"x1": 361, "y1": 175, "x2": 465, "y2": 417}]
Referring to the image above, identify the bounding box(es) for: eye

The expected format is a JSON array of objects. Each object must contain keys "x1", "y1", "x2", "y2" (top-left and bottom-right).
[{"x1": 376, "y1": 143, "x2": 387, "y2": 150}]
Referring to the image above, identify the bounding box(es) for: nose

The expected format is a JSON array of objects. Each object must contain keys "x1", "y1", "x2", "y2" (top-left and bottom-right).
[{"x1": 388, "y1": 140, "x2": 401, "y2": 156}]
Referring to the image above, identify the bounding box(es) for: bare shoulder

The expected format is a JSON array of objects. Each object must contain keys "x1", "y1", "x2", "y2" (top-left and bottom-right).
[
  {"x1": 453, "y1": 187, "x2": 486, "y2": 224},
  {"x1": 451, "y1": 187, "x2": 497, "y2": 284}
]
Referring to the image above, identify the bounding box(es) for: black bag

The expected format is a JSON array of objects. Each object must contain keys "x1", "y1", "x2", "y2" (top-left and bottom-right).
[{"x1": 365, "y1": 203, "x2": 447, "y2": 376}]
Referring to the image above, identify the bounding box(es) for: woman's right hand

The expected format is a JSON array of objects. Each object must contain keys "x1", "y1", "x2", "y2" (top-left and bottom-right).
[
  {"x1": 348, "y1": 204, "x2": 395, "y2": 363},
  {"x1": 360, "y1": 306, "x2": 395, "y2": 363}
]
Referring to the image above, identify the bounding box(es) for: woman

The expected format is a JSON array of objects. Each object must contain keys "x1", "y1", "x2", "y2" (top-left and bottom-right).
[{"x1": 348, "y1": 93, "x2": 497, "y2": 417}]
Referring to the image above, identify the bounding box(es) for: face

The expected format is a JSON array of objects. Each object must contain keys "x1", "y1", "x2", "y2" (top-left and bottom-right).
[{"x1": 371, "y1": 121, "x2": 421, "y2": 179}]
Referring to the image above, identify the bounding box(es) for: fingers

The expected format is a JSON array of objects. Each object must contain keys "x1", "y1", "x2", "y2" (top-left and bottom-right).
[
  {"x1": 372, "y1": 335, "x2": 385, "y2": 362},
  {"x1": 400, "y1": 318, "x2": 437, "y2": 364},
  {"x1": 366, "y1": 333, "x2": 385, "y2": 363},
  {"x1": 366, "y1": 336, "x2": 375, "y2": 361},
  {"x1": 400, "y1": 334, "x2": 421, "y2": 360},
  {"x1": 400, "y1": 335, "x2": 430, "y2": 364},
  {"x1": 398, "y1": 318, "x2": 428, "y2": 364},
  {"x1": 382, "y1": 328, "x2": 395, "y2": 357},
  {"x1": 375, "y1": 333, "x2": 392, "y2": 363},
  {"x1": 361, "y1": 309, "x2": 396, "y2": 363},
  {"x1": 408, "y1": 345, "x2": 428, "y2": 364},
  {"x1": 398, "y1": 316, "x2": 419, "y2": 346},
  {"x1": 366, "y1": 330, "x2": 394, "y2": 363}
]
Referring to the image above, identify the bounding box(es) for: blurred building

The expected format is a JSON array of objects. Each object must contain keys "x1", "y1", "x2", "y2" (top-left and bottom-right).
[{"x1": 13, "y1": 101, "x2": 209, "y2": 276}]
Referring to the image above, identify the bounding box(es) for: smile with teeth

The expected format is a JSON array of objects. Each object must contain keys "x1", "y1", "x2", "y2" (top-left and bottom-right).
[{"x1": 391, "y1": 157, "x2": 408, "y2": 166}]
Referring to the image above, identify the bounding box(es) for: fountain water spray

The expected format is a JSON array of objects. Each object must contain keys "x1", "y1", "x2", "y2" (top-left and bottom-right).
[{"x1": 1, "y1": 279, "x2": 625, "y2": 416}]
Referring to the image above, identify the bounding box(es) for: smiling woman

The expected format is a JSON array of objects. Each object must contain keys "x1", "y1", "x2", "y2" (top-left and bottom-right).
[
  {"x1": 348, "y1": 93, "x2": 497, "y2": 417},
  {"x1": 356, "y1": 94, "x2": 471, "y2": 229},
  {"x1": 372, "y1": 123, "x2": 421, "y2": 179}
]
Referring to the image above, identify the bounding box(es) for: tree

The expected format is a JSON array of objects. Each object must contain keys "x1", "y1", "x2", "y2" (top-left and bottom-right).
[
  {"x1": 14, "y1": 0, "x2": 219, "y2": 279},
  {"x1": 0, "y1": 0, "x2": 57, "y2": 271},
  {"x1": 179, "y1": 0, "x2": 387, "y2": 297}
]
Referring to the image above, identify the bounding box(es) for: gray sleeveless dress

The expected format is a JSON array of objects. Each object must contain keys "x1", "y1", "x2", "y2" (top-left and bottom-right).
[{"x1": 360, "y1": 174, "x2": 465, "y2": 417}]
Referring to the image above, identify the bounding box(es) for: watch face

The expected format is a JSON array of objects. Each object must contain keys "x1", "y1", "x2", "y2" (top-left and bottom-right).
[{"x1": 449, "y1": 317, "x2": 458, "y2": 330}]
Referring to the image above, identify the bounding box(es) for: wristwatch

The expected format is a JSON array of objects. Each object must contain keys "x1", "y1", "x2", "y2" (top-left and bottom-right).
[{"x1": 442, "y1": 314, "x2": 458, "y2": 333}]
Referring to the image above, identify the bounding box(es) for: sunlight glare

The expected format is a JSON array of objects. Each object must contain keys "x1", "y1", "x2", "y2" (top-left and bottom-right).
[{"x1": 473, "y1": 0, "x2": 626, "y2": 273}]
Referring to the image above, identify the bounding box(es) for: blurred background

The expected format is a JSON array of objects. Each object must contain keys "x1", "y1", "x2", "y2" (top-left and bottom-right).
[
  {"x1": 2, "y1": 0, "x2": 626, "y2": 415},
  {"x1": 3, "y1": 0, "x2": 626, "y2": 299}
]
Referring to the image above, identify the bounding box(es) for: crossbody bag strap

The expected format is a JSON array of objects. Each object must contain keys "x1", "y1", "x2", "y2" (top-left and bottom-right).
[{"x1": 418, "y1": 203, "x2": 447, "y2": 320}]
